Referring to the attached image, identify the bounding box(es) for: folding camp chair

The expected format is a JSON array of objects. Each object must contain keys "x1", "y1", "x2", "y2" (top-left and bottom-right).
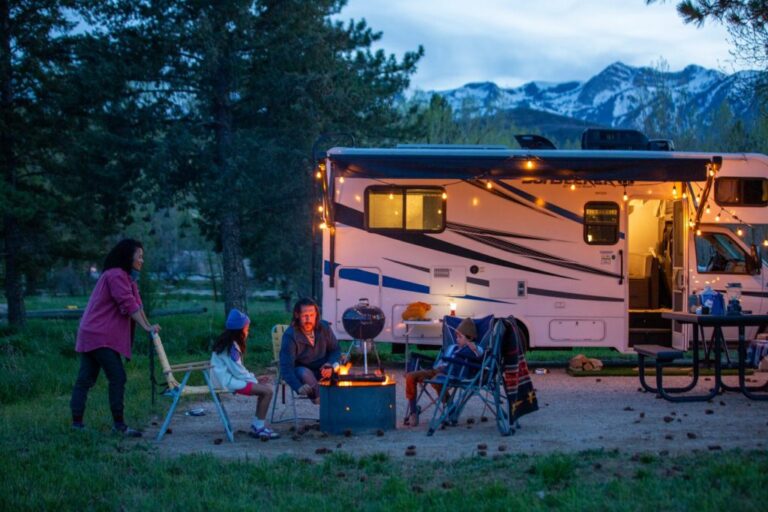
[
  {"x1": 152, "y1": 332, "x2": 234, "y2": 442},
  {"x1": 425, "y1": 315, "x2": 512, "y2": 436},
  {"x1": 269, "y1": 324, "x2": 317, "y2": 429}
]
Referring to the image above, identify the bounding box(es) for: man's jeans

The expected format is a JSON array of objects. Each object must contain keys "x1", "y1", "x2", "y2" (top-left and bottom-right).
[{"x1": 295, "y1": 366, "x2": 322, "y2": 399}]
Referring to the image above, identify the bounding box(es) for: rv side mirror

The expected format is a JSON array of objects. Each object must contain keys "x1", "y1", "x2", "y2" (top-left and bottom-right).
[{"x1": 747, "y1": 244, "x2": 761, "y2": 275}]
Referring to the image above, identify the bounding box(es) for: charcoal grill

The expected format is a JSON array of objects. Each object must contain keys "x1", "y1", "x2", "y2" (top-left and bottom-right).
[{"x1": 319, "y1": 299, "x2": 396, "y2": 434}]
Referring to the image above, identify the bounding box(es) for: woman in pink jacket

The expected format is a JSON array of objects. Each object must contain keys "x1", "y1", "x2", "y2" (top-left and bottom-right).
[{"x1": 70, "y1": 239, "x2": 160, "y2": 436}]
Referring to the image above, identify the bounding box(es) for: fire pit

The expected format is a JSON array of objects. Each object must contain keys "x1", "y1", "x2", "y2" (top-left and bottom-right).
[
  {"x1": 319, "y1": 299, "x2": 397, "y2": 434},
  {"x1": 319, "y1": 378, "x2": 396, "y2": 435}
]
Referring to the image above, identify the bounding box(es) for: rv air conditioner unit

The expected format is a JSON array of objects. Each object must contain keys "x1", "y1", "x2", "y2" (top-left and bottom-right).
[
  {"x1": 581, "y1": 128, "x2": 649, "y2": 151},
  {"x1": 514, "y1": 134, "x2": 557, "y2": 150}
]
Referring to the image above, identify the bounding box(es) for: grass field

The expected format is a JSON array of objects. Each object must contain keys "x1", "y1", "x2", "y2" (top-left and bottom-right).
[{"x1": 2, "y1": 298, "x2": 768, "y2": 510}]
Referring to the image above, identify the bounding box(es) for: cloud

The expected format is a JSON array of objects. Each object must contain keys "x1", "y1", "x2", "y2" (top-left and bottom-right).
[{"x1": 337, "y1": 0, "x2": 739, "y2": 90}]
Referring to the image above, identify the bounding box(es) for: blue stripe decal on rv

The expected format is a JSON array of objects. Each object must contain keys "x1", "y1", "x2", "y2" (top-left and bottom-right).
[
  {"x1": 492, "y1": 180, "x2": 626, "y2": 239},
  {"x1": 326, "y1": 261, "x2": 514, "y2": 302},
  {"x1": 382, "y1": 276, "x2": 430, "y2": 294}
]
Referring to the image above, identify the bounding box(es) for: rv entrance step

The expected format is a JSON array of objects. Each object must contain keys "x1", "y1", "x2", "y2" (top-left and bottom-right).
[{"x1": 629, "y1": 311, "x2": 672, "y2": 347}]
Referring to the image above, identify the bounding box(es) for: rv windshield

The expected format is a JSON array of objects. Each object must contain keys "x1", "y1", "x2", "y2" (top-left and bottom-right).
[{"x1": 695, "y1": 232, "x2": 748, "y2": 274}]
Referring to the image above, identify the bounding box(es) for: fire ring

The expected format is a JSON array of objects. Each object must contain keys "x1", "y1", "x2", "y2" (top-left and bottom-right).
[{"x1": 319, "y1": 381, "x2": 397, "y2": 435}]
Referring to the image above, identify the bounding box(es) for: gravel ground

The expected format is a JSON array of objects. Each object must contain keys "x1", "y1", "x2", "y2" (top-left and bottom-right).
[{"x1": 149, "y1": 368, "x2": 768, "y2": 461}]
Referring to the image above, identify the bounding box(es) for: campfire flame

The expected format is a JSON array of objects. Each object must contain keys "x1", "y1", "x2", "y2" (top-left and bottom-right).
[{"x1": 320, "y1": 362, "x2": 395, "y2": 387}]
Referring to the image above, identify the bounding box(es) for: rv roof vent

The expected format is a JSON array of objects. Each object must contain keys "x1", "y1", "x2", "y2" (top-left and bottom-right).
[
  {"x1": 433, "y1": 267, "x2": 451, "y2": 278},
  {"x1": 648, "y1": 139, "x2": 675, "y2": 151},
  {"x1": 581, "y1": 128, "x2": 649, "y2": 151},
  {"x1": 514, "y1": 134, "x2": 556, "y2": 150},
  {"x1": 396, "y1": 144, "x2": 508, "y2": 150}
]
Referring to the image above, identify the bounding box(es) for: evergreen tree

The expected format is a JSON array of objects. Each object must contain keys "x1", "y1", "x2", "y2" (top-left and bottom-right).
[
  {"x1": 1, "y1": 0, "x2": 144, "y2": 325},
  {"x1": 85, "y1": 1, "x2": 422, "y2": 314}
]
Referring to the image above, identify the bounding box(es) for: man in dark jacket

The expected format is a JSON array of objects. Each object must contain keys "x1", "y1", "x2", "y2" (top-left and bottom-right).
[{"x1": 279, "y1": 298, "x2": 340, "y2": 404}]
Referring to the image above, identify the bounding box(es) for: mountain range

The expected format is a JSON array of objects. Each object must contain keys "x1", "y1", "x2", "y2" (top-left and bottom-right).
[{"x1": 418, "y1": 62, "x2": 762, "y2": 143}]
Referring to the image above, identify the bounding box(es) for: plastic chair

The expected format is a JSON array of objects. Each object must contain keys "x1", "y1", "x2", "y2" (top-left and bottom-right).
[
  {"x1": 152, "y1": 332, "x2": 234, "y2": 442},
  {"x1": 269, "y1": 324, "x2": 317, "y2": 429},
  {"x1": 426, "y1": 315, "x2": 512, "y2": 436}
]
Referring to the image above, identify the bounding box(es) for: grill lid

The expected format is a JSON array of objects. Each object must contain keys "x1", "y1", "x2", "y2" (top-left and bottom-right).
[{"x1": 342, "y1": 298, "x2": 385, "y2": 340}]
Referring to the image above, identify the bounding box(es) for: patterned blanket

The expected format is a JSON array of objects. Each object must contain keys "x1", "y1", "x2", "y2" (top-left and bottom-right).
[{"x1": 499, "y1": 317, "x2": 539, "y2": 422}]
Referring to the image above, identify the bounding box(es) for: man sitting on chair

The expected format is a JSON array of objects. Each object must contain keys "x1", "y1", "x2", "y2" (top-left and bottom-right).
[
  {"x1": 404, "y1": 317, "x2": 482, "y2": 426},
  {"x1": 279, "y1": 298, "x2": 341, "y2": 404}
]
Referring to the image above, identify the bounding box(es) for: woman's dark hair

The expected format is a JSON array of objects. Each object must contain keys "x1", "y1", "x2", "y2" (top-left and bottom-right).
[
  {"x1": 291, "y1": 297, "x2": 320, "y2": 330},
  {"x1": 103, "y1": 239, "x2": 143, "y2": 274},
  {"x1": 212, "y1": 328, "x2": 248, "y2": 355}
]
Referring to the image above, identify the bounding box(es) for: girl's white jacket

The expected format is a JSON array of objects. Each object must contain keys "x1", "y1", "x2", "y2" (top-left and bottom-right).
[{"x1": 210, "y1": 343, "x2": 259, "y2": 392}]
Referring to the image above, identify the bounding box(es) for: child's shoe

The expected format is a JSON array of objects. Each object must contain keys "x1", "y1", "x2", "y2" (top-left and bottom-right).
[{"x1": 249, "y1": 425, "x2": 280, "y2": 440}]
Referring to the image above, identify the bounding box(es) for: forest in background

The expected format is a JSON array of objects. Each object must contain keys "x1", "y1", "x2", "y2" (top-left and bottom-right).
[{"x1": 3, "y1": 0, "x2": 768, "y2": 325}]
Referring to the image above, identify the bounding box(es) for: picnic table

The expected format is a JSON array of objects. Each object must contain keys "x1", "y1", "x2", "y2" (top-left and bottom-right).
[{"x1": 655, "y1": 312, "x2": 768, "y2": 401}]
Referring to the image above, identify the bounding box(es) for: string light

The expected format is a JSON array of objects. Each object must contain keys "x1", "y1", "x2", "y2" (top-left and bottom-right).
[{"x1": 486, "y1": 180, "x2": 493, "y2": 189}]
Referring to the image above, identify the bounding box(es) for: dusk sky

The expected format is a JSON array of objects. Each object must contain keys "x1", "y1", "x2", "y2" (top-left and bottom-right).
[{"x1": 337, "y1": 0, "x2": 743, "y2": 91}]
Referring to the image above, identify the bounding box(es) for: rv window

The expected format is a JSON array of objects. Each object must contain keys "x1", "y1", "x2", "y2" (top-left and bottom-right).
[
  {"x1": 365, "y1": 187, "x2": 445, "y2": 232},
  {"x1": 695, "y1": 232, "x2": 748, "y2": 274},
  {"x1": 714, "y1": 178, "x2": 768, "y2": 207},
  {"x1": 584, "y1": 202, "x2": 619, "y2": 245}
]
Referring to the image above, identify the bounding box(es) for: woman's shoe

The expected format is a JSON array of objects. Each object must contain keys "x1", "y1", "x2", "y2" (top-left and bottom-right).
[{"x1": 112, "y1": 423, "x2": 143, "y2": 437}]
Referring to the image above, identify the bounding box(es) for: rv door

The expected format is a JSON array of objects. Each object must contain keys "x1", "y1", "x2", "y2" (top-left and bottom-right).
[{"x1": 671, "y1": 199, "x2": 687, "y2": 349}]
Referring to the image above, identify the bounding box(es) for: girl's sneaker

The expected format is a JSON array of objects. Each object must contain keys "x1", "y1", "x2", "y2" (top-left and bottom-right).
[{"x1": 249, "y1": 425, "x2": 280, "y2": 440}]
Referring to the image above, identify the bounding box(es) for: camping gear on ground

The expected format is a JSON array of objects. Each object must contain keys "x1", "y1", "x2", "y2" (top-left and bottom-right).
[{"x1": 568, "y1": 354, "x2": 604, "y2": 371}]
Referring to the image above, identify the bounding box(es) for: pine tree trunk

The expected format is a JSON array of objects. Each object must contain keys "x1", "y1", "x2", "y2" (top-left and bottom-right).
[
  {"x1": 3, "y1": 214, "x2": 26, "y2": 327},
  {"x1": 1, "y1": 0, "x2": 25, "y2": 326},
  {"x1": 220, "y1": 210, "x2": 246, "y2": 314}
]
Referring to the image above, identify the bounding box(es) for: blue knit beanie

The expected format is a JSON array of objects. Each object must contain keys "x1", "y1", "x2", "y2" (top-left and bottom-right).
[{"x1": 225, "y1": 309, "x2": 250, "y2": 330}]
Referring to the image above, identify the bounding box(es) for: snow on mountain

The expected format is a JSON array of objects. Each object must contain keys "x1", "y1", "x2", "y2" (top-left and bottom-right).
[{"x1": 426, "y1": 62, "x2": 761, "y2": 130}]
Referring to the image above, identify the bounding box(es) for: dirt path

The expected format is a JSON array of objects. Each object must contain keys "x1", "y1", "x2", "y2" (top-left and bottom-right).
[{"x1": 149, "y1": 368, "x2": 768, "y2": 461}]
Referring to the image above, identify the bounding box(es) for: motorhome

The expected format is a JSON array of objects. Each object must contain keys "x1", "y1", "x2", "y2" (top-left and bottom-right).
[{"x1": 317, "y1": 131, "x2": 768, "y2": 352}]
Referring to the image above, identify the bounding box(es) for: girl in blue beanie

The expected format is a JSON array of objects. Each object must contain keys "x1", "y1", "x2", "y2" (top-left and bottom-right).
[{"x1": 210, "y1": 309, "x2": 279, "y2": 439}]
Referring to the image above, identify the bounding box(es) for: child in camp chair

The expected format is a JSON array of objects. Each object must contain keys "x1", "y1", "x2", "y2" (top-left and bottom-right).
[
  {"x1": 404, "y1": 317, "x2": 483, "y2": 426},
  {"x1": 210, "y1": 309, "x2": 279, "y2": 440}
]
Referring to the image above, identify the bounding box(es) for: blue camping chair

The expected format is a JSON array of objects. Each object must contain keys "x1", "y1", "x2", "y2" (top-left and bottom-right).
[
  {"x1": 424, "y1": 315, "x2": 512, "y2": 436},
  {"x1": 405, "y1": 315, "x2": 494, "y2": 425}
]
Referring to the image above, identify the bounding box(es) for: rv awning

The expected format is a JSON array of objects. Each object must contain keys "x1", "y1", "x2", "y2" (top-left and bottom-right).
[{"x1": 327, "y1": 148, "x2": 712, "y2": 182}]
